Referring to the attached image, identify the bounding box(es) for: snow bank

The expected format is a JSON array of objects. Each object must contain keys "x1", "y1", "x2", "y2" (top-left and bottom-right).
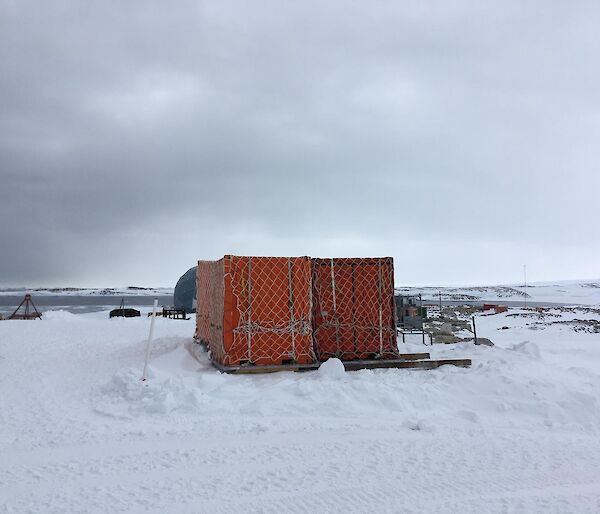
[
  {"x1": 510, "y1": 340, "x2": 542, "y2": 359},
  {"x1": 317, "y1": 357, "x2": 345, "y2": 379},
  {"x1": 2, "y1": 304, "x2": 600, "y2": 512},
  {"x1": 93, "y1": 367, "x2": 202, "y2": 419},
  {"x1": 40, "y1": 309, "x2": 79, "y2": 321}
]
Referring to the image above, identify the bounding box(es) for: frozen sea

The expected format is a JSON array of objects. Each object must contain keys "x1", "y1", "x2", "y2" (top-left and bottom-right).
[{"x1": 0, "y1": 295, "x2": 174, "y2": 317}]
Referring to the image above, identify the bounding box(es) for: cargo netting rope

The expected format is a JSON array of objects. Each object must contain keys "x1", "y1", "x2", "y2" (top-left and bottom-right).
[
  {"x1": 197, "y1": 256, "x2": 316, "y2": 366},
  {"x1": 311, "y1": 257, "x2": 399, "y2": 361}
]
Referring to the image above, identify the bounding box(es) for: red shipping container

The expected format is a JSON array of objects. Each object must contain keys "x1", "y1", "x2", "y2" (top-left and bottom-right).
[
  {"x1": 196, "y1": 255, "x2": 316, "y2": 367},
  {"x1": 311, "y1": 257, "x2": 398, "y2": 361}
]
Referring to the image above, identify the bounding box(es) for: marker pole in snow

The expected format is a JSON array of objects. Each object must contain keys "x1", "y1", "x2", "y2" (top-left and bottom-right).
[{"x1": 141, "y1": 299, "x2": 158, "y2": 382}]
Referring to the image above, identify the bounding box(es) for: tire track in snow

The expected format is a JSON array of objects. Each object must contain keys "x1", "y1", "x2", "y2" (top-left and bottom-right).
[{"x1": 2, "y1": 429, "x2": 600, "y2": 513}]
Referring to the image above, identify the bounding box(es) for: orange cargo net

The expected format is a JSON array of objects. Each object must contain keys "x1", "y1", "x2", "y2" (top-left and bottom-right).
[
  {"x1": 311, "y1": 257, "x2": 398, "y2": 361},
  {"x1": 196, "y1": 256, "x2": 316, "y2": 366}
]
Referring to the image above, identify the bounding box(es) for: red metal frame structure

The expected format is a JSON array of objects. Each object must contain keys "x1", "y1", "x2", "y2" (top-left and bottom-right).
[{"x1": 9, "y1": 294, "x2": 42, "y2": 320}]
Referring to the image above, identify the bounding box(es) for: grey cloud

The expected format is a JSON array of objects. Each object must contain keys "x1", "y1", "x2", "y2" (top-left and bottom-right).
[{"x1": 1, "y1": 0, "x2": 599, "y2": 287}]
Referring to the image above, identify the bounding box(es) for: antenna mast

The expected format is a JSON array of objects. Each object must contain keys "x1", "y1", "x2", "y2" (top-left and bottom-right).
[{"x1": 524, "y1": 264, "x2": 527, "y2": 309}]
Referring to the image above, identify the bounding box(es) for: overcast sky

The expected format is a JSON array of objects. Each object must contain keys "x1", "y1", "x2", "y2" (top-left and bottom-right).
[{"x1": 1, "y1": 0, "x2": 599, "y2": 288}]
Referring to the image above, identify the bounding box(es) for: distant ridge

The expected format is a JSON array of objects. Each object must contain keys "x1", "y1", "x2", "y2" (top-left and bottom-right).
[
  {"x1": 396, "y1": 280, "x2": 600, "y2": 305},
  {"x1": 0, "y1": 286, "x2": 174, "y2": 297}
]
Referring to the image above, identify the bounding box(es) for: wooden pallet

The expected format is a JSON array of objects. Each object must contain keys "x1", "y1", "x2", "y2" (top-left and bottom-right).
[
  {"x1": 186, "y1": 342, "x2": 470, "y2": 374},
  {"x1": 212, "y1": 360, "x2": 318, "y2": 374},
  {"x1": 342, "y1": 358, "x2": 471, "y2": 371}
]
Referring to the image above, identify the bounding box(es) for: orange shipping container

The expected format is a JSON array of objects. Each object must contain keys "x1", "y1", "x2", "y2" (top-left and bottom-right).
[
  {"x1": 311, "y1": 257, "x2": 398, "y2": 361},
  {"x1": 196, "y1": 256, "x2": 316, "y2": 367}
]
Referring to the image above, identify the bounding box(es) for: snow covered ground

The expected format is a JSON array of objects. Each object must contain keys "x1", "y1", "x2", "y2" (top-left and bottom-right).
[
  {"x1": 398, "y1": 279, "x2": 600, "y2": 305},
  {"x1": 2, "y1": 303, "x2": 600, "y2": 512}
]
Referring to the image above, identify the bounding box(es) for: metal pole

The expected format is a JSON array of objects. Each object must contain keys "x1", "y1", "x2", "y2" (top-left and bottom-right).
[
  {"x1": 9, "y1": 296, "x2": 27, "y2": 319},
  {"x1": 141, "y1": 299, "x2": 158, "y2": 381},
  {"x1": 29, "y1": 296, "x2": 41, "y2": 318},
  {"x1": 524, "y1": 264, "x2": 528, "y2": 310},
  {"x1": 472, "y1": 316, "x2": 477, "y2": 345}
]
